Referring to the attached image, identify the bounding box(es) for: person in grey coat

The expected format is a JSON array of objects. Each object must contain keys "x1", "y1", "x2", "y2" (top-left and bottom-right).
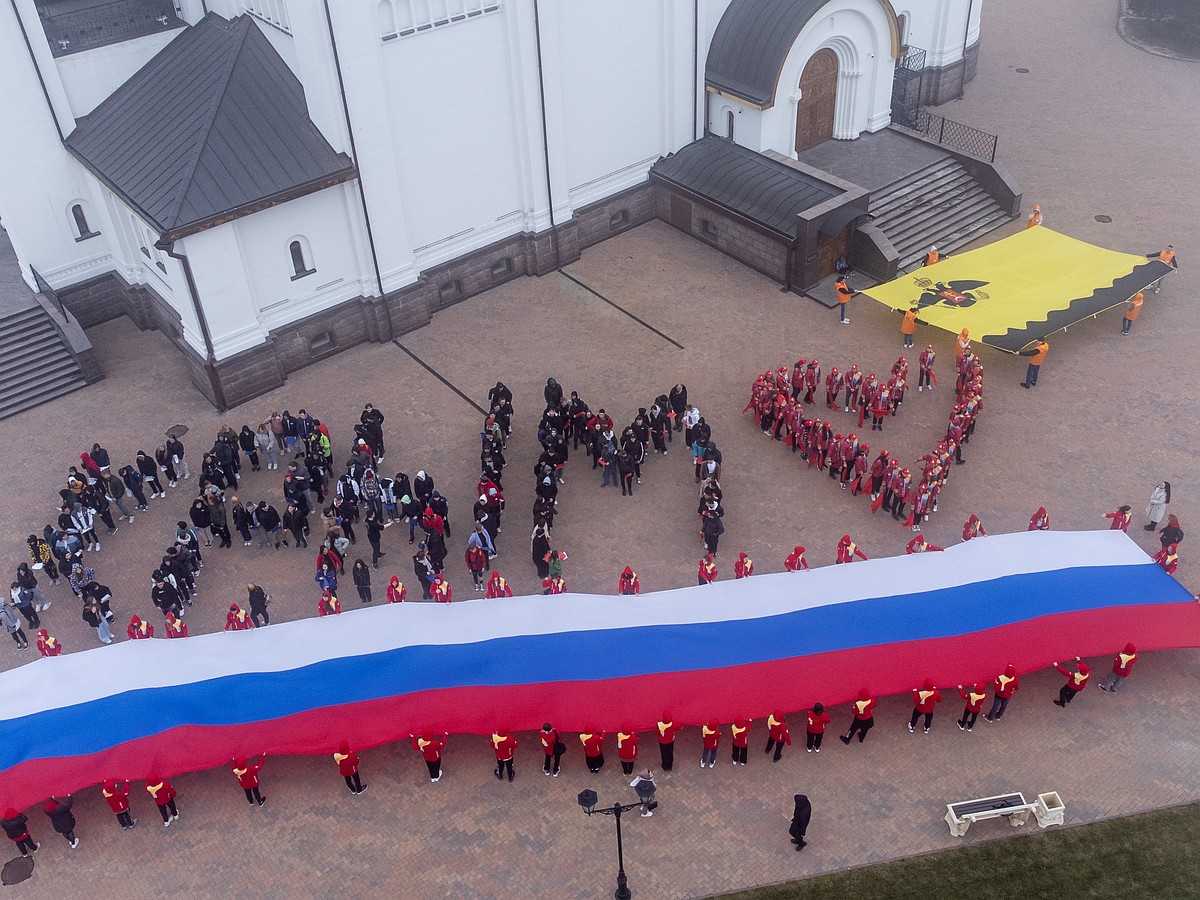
[{"x1": 1144, "y1": 481, "x2": 1170, "y2": 531}]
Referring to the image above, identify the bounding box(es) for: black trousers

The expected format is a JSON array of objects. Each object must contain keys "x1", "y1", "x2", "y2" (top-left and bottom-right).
[
  {"x1": 621, "y1": 760, "x2": 635, "y2": 775},
  {"x1": 243, "y1": 786, "x2": 264, "y2": 804},
  {"x1": 918, "y1": 370, "x2": 932, "y2": 388},
  {"x1": 959, "y1": 708, "x2": 979, "y2": 728},
  {"x1": 116, "y1": 810, "x2": 134, "y2": 827},
  {"x1": 344, "y1": 772, "x2": 363, "y2": 792},
  {"x1": 659, "y1": 742, "x2": 674, "y2": 771},
  {"x1": 586, "y1": 753, "x2": 604, "y2": 773},
  {"x1": 909, "y1": 709, "x2": 933, "y2": 730},
  {"x1": 157, "y1": 799, "x2": 178, "y2": 821},
  {"x1": 985, "y1": 697, "x2": 1009, "y2": 721},
  {"x1": 425, "y1": 759, "x2": 441, "y2": 779},
  {"x1": 845, "y1": 717, "x2": 873, "y2": 743},
  {"x1": 250, "y1": 607, "x2": 269, "y2": 627},
  {"x1": 543, "y1": 751, "x2": 564, "y2": 774},
  {"x1": 764, "y1": 738, "x2": 785, "y2": 760},
  {"x1": 14, "y1": 836, "x2": 37, "y2": 854},
  {"x1": 732, "y1": 745, "x2": 747, "y2": 764},
  {"x1": 495, "y1": 758, "x2": 514, "y2": 780},
  {"x1": 1058, "y1": 685, "x2": 1079, "y2": 705},
  {"x1": 806, "y1": 732, "x2": 823, "y2": 750}
]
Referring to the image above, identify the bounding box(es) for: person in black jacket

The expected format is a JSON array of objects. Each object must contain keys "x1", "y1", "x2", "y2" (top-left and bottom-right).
[
  {"x1": 668, "y1": 383, "x2": 688, "y2": 431},
  {"x1": 190, "y1": 498, "x2": 213, "y2": 548},
  {"x1": 360, "y1": 404, "x2": 386, "y2": 462},
  {"x1": 1159, "y1": 514, "x2": 1184, "y2": 551},
  {"x1": 232, "y1": 499, "x2": 253, "y2": 545},
  {"x1": 122, "y1": 464, "x2": 149, "y2": 510},
  {"x1": 238, "y1": 425, "x2": 261, "y2": 472},
  {"x1": 364, "y1": 512, "x2": 384, "y2": 568},
  {"x1": 135, "y1": 450, "x2": 164, "y2": 498},
  {"x1": 1, "y1": 807, "x2": 38, "y2": 856},
  {"x1": 255, "y1": 502, "x2": 286, "y2": 549},
  {"x1": 789, "y1": 794, "x2": 812, "y2": 850},
  {"x1": 43, "y1": 795, "x2": 79, "y2": 848},
  {"x1": 283, "y1": 502, "x2": 310, "y2": 550},
  {"x1": 543, "y1": 377, "x2": 563, "y2": 410},
  {"x1": 151, "y1": 572, "x2": 183, "y2": 618},
  {"x1": 352, "y1": 559, "x2": 373, "y2": 604},
  {"x1": 247, "y1": 583, "x2": 270, "y2": 627}
]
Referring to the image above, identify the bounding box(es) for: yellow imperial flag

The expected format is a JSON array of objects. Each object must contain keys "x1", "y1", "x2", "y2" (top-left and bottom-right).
[{"x1": 862, "y1": 228, "x2": 1172, "y2": 353}]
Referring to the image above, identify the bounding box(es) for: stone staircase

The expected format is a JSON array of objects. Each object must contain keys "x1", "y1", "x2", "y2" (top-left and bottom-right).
[
  {"x1": 867, "y1": 156, "x2": 1012, "y2": 272},
  {"x1": 0, "y1": 305, "x2": 89, "y2": 419}
]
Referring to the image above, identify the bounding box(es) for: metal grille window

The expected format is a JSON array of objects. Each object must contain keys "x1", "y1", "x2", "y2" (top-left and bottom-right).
[{"x1": 380, "y1": 0, "x2": 502, "y2": 41}]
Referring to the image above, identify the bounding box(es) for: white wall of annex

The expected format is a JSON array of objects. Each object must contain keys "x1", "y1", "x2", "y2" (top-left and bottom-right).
[{"x1": 54, "y1": 29, "x2": 183, "y2": 117}]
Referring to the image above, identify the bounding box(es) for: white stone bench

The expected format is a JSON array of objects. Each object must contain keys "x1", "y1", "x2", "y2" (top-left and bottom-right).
[{"x1": 945, "y1": 792, "x2": 1036, "y2": 837}]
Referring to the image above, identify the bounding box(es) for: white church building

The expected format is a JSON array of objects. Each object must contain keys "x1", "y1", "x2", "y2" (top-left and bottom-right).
[{"x1": 0, "y1": 0, "x2": 985, "y2": 407}]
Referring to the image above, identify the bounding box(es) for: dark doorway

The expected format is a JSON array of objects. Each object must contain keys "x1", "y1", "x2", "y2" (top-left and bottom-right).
[{"x1": 795, "y1": 49, "x2": 838, "y2": 153}]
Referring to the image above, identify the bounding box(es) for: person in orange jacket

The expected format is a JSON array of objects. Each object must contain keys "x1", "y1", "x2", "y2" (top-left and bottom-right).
[
  {"x1": 101, "y1": 779, "x2": 137, "y2": 829},
  {"x1": 805, "y1": 703, "x2": 830, "y2": 752},
  {"x1": 700, "y1": 720, "x2": 720, "y2": 768},
  {"x1": 957, "y1": 683, "x2": 987, "y2": 731},
  {"x1": 836, "y1": 535, "x2": 868, "y2": 564},
  {"x1": 225, "y1": 603, "x2": 253, "y2": 630},
  {"x1": 983, "y1": 665, "x2": 1020, "y2": 723},
  {"x1": 491, "y1": 728, "x2": 518, "y2": 782},
  {"x1": 163, "y1": 611, "x2": 188, "y2": 638},
  {"x1": 1026, "y1": 202, "x2": 1042, "y2": 229},
  {"x1": 764, "y1": 711, "x2": 791, "y2": 761},
  {"x1": 784, "y1": 546, "x2": 809, "y2": 571},
  {"x1": 617, "y1": 566, "x2": 640, "y2": 595},
  {"x1": 127, "y1": 615, "x2": 153, "y2": 640},
  {"x1": 334, "y1": 741, "x2": 365, "y2": 794},
  {"x1": 431, "y1": 573, "x2": 452, "y2": 603},
  {"x1": 730, "y1": 717, "x2": 751, "y2": 766},
  {"x1": 540, "y1": 722, "x2": 564, "y2": 777},
  {"x1": 1146, "y1": 244, "x2": 1177, "y2": 293},
  {"x1": 386, "y1": 576, "x2": 406, "y2": 603},
  {"x1": 1122, "y1": 291, "x2": 1144, "y2": 334},
  {"x1": 656, "y1": 711, "x2": 680, "y2": 771},
  {"x1": 734, "y1": 552, "x2": 754, "y2": 578},
  {"x1": 697, "y1": 553, "x2": 717, "y2": 585},
  {"x1": 908, "y1": 679, "x2": 942, "y2": 734},
  {"x1": 144, "y1": 775, "x2": 179, "y2": 825},
  {"x1": 616, "y1": 724, "x2": 639, "y2": 775},
  {"x1": 1052, "y1": 657, "x2": 1090, "y2": 707},
  {"x1": 840, "y1": 688, "x2": 876, "y2": 744},
  {"x1": 318, "y1": 590, "x2": 341, "y2": 616},
  {"x1": 962, "y1": 514, "x2": 987, "y2": 541},
  {"x1": 580, "y1": 725, "x2": 606, "y2": 773},
  {"x1": 1019, "y1": 339, "x2": 1049, "y2": 388},
  {"x1": 1099, "y1": 643, "x2": 1138, "y2": 693},
  {"x1": 36, "y1": 628, "x2": 62, "y2": 656},
  {"x1": 484, "y1": 571, "x2": 513, "y2": 599},
  {"x1": 411, "y1": 733, "x2": 447, "y2": 782},
  {"x1": 835, "y1": 275, "x2": 858, "y2": 324},
  {"x1": 1104, "y1": 505, "x2": 1133, "y2": 532},
  {"x1": 1028, "y1": 507, "x2": 1050, "y2": 531},
  {"x1": 232, "y1": 755, "x2": 267, "y2": 805},
  {"x1": 900, "y1": 306, "x2": 919, "y2": 349}
]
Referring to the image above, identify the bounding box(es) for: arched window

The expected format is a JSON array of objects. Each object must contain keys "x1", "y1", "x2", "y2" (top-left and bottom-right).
[
  {"x1": 379, "y1": 0, "x2": 396, "y2": 37},
  {"x1": 725, "y1": 109, "x2": 735, "y2": 140},
  {"x1": 896, "y1": 13, "x2": 908, "y2": 48},
  {"x1": 70, "y1": 202, "x2": 99, "y2": 241},
  {"x1": 289, "y1": 237, "x2": 315, "y2": 280}
]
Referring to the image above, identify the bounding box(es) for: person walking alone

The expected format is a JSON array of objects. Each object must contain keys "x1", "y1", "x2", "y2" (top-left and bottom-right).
[{"x1": 789, "y1": 794, "x2": 812, "y2": 850}]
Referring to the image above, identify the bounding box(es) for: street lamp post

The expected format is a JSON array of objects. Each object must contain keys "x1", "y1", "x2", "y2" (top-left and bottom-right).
[{"x1": 578, "y1": 790, "x2": 649, "y2": 899}]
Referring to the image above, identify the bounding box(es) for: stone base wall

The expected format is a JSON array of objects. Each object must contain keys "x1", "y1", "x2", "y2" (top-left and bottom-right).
[
  {"x1": 920, "y1": 40, "x2": 981, "y2": 107},
  {"x1": 61, "y1": 184, "x2": 656, "y2": 410}
]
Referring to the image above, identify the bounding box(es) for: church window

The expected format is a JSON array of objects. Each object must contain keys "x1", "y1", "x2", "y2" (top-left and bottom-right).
[
  {"x1": 383, "y1": 0, "x2": 501, "y2": 40},
  {"x1": 289, "y1": 238, "x2": 316, "y2": 280},
  {"x1": 725, "y1": 110, "x2": 735, "y2": 140},
  {"x1": 70, "y1": 203, "x2": 99, "y2": 241}
]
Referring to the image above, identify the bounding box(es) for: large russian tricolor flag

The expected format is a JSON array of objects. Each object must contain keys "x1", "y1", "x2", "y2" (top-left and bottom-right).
[{"x1": 1, "y1": 530, "x2": 1195, "y2": 809}]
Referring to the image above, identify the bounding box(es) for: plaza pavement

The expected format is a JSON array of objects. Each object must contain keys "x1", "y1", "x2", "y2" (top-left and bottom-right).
[{"x1": 1, "y1": 0, "x2": 1198, "y2": 895}]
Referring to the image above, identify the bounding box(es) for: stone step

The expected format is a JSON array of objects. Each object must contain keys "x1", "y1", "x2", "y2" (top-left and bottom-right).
[
  {"x1": 0, "y1": 305, "x2": 90, "y2": 419},
  {"x1": 0, "y1": 341, "x2": 75, "y2": 379},
  {"x1": 869, "y1": 164, "x2": 970, "y2": 219},
  {"x1": 0, "y1": 315, "x2": 58, "y2": 347},
  {"x1": 869, "y1": 173, "x2": 978, "y2": 227},
  {"x1": 886, "y1": 192, "x2": 998, "y2": 250},
  {"x1": 0, "y1": 368, "x2": 88, "y2": 420},
  {"x1": 897, "y1": 211, "x2": 1014, "y2": 272}
]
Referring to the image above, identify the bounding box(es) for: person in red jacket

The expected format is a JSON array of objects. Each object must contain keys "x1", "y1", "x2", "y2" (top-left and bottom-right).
[
  {"x1": 1100, "y1": 643, "x2": 1138, "y2": 693},
  {"x1": 617, "y1": 566, "x2": 640, "y2": 595},
  {"x1": 840, "y1": 688, "x2": 876, "y2": 744},
  {"x1": 983, "y1": 665, "x2": 1020, "y2": 723},
  {"x1": 144, "y1": 775, "x2": 179, "y2": 825},
  {"x1": 35, "y1": 628, "x2": 61, "y2": 656},
  {"x1": 697, "y1": 553, "x2": 717, "y2": 585},
  {"x1": 836, "y1": 535, "x2": 868, "y2": 565},
  {"x1": 1052, "y1": 657, "x2": 1090, "y2": 707},
  {"x1": 1104, "y1": 505, "x2": 1133, "y2": 532},
  {"x1": 540, "y1": 722, "x2": 564, "y2": 776},
  {"x1": 386, "y1": 576, "x2": 406, "y2": 603},
  {"x1": 906, "y1": 535, "x2": 943, "y2": 554},
  {"x1": 700, "y1": 720, "x2": 720, "y2": 768},
  {"x1": 957, "y1": 683, "x2": 987, "y2": 731},
  {"x1": 805, "y1": 703, "x2": 830, "y2": 752},
  {"x1": 784, "y1": 546, "x2": 809, "y2": 571},
  {"x1": 962, "y1": 514, "x2": 987, "y2": 541},
  {"x1": 101, "y1": 779, "x2": 137, "y2": 829},
  {"x1": 232, "y1": 755, "x2": 267, "y2": 805},
  {"x1": 127, "y1": 615, "x2": 153, "y2": 640},
  {"x1": 163, "y1": 611, "x2": 188, "y2": 638},
  {"x1": 543, "y1": 574, "x2": 566, "y2": 594},
  {"x1": 734, "y1": 552, "x2": 754, "y2": 578},
  {"x1": 491, "y1": 728, "x2": 518, "y2": 782},
  {"x1": 908, "y1": 679, "x2": 942, "y2": 733},
  {"x1": 484, "y1": 571, "x2": 513, "y2": 599},
  {"x1": 225, "y1": 603, "x2": 253, "y2": 630},
  {"x1": 656, "y1": 711, "x2": 680, "y2": 771},
  {"x1": 1152, "y1": 543, "x2": 1179, "y2": 575},
  {"x1": 412, "y1": 733, "x2": 447, "y2": 782},
  {"x1": 318, "y1": 590, "x2": 341, "y2": 616},
  {"x1": 730, "y1": 717, "x2": 751, "y2": 766},
  {"x1": 2, "y1": 808, "x2": 39, "y2": 857},
  {"x1": 764, "y1": 711, "x2": 792, "y2": 761},
  {"x1": 334, "y1": 741, "x2": 365, "y2": 794},
  {"x1": 580, "y1": 725, "x2": 606, "y2": 773},
  {"x1": 616, "y1": 724, "x2": 639, "y2": 775},
  {"x1": 1029, "y1": 507, "x2": 1050, "y2": 531},
  {"x1": 465, "y1": 545, "x2": 488, "y2": 592},
  {"x1": 431, "y1": 573, "x2": 452, "y2": 602}
]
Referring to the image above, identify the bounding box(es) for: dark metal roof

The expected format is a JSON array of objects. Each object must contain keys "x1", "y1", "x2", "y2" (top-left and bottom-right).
[
  {"x1": 37, "y1": 0, "x2": 184, "y2": 57},
  {"x1": 64, "y1": 13, "x2": 356, "y2": 240},
  {"x1": 705, "y1": 0, "x2": 823, "y2": 107},
  {"x1": 650, "y1": 136, "x2": 839, "y2": 238}
]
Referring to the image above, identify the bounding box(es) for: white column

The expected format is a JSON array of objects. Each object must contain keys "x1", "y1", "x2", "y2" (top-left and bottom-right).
[{"x1": 834, "y1": 69, "x2": 862, "y2": 139}]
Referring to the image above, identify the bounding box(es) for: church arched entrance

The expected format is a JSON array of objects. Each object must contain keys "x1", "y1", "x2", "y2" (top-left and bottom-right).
[{"x1": 794, "y1": 48, "x2": 838, "y2": 153}]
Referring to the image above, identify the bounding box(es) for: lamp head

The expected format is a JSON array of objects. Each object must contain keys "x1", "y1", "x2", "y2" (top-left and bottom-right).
[{"x1": 577, "y1": 789, "x2": 598, "y2": 815}]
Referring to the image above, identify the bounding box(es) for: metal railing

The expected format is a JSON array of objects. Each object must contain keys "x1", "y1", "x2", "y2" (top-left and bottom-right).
[
  {"x1": 31, "y1": 266, "x2": 68, "y2": 322},
  {"x1": 894, "y1": 108, "x2": 998, "y2": 163}
]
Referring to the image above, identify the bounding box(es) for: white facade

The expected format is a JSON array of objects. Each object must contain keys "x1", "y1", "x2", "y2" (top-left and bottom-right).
[{"x1": 0, "y1": 0, "x2": 979, "y2": 370}]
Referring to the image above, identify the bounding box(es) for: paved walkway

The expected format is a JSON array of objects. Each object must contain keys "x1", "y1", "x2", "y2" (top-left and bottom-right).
[{"x1": 1, "y1": 0, "x2": 1198, "y2": 895}]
